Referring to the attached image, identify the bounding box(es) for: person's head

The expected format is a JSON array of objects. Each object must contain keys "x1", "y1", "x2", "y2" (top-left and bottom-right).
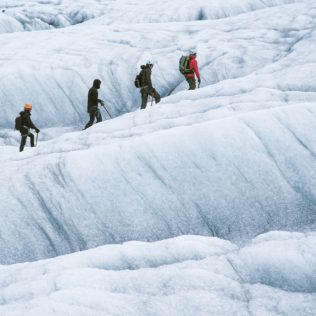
[
  {"x1": 24, "y1": 103, "x2": 32, "y2": 112},
  {"x1": 146, "y1": 60, "x2": 154, "y2": 69},
  {"x1": 93, "y1": 79, "x2": 101, "y2": 89},
  {"x1": 189, "y1": 49, "x2": 197, "y2": 58}
]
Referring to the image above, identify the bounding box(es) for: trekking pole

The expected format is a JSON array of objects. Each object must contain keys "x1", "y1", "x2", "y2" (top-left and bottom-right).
[
  {"x1": 35, "y1": 132, "x2": 38, "y2": 147},
  {"x1": 101, "y1": 101, "x2": 112, "y2": 118},
  {"x1": 200, "y1": 74, "x2": 208, "y2": 87},
  {"x1": 150, "y1": 96, "x2": 154, "y2": 107}
]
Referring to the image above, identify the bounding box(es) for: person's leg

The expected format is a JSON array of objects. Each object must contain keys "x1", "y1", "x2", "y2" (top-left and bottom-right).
[
  {"x1": 84, "y1": 112, "x2": 95, "y2": 129},
  {"x1": 186, "y1": 77, "x2": 196, "y2": 90},
  {"x1": 20, "y1": 135, "x2": 27, "y2": 152},
  {"x1": 29, "y1": 133, "x2": 35, "y2": 147},
  {"x1": 141, "y1": 91, "x2": 149, "y2": 109},
  {"x1": 96, "y1": 109, "x2": 102, "y2": 123},
  {"x1": 152, "y1": 89, "x2": 161, "y2": 104}
]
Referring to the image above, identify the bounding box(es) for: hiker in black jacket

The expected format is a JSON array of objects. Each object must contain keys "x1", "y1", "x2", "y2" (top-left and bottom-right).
[
  {"x1": 19, "y1": 103, "x2": 40, "y2": 152},
  {"x1": 84, "y1": 79, "x2": 104, "y2": 129},
  {"x1": 138, "y1": 61, "x2": 161, "y2": 109}
]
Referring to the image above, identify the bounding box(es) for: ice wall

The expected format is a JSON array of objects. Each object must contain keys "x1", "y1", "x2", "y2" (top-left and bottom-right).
[
  {"x1": 0, "y1": 0, "x2": 313, "y2": 33},
  {"x1": 0, "y1": 1, "x2": 315, "y2": 129},
  {"x1": 0, "y1": 100, "x2": 315, "y2": 264}
]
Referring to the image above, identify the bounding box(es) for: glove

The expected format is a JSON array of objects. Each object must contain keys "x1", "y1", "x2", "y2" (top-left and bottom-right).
[
  {"x1": 100, "y1": 100, "x2": 105, "y2": 106},
  {"x1": 36, "y1": 129, "x2": 40, "y2": 133},
  {"x1": 198, "y1": 79, "x2": 201, "y2": 84}
]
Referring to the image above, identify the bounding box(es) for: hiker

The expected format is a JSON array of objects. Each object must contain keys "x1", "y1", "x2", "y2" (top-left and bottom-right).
[
  {"x1": 84, "y1": 79, "x2": 104, "y2": 129},
  {"x1": 18, "y1": 103, "x2": 40, "y2": 152},
  {"x1": 181, "y1": 49, "x2": 201, "y2": 90},
  {"x1": 136, "y1": 61, "x2": 161, "y2": 110}
]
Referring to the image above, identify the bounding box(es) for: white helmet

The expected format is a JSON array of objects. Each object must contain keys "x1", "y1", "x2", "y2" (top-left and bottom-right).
[
  {"x1": 189, "y1": 49, "x2": 197, "y2": 55},
  {"x1": 146, "y1": 60, "x2": 154, "y2": 65}
]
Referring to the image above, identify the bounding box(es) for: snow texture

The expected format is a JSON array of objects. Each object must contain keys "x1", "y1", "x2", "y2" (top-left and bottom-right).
[
  {"x1": 0, "y1": 0, "x2": 315, "y2": 264},
  {"x1": 0, "y1": 0, "x2": 314, "y2": 33},
  {"x1": 0, "y1": 1, "x2": 316, "y2": 127},
  {"x1": 0, "y1": 233, "x2": 316, "y2": 315},
  {"x1": 0, "y1": 0, "x2": 315, "y2": 314}
]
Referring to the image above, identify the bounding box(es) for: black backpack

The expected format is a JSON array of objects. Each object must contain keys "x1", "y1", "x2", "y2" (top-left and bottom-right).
[
  {"x1": 179, "y1": 56, "x2": 192, "y2": 75},
  {"x1": 134, "y1": 74, "x2": 141, "y2": 88},
  {"x1": 135, "y1": 66, "x2": 147, "y2": 88},
  {"x1": 15, "y1": 115, "x2": 22, "y2": 131}
]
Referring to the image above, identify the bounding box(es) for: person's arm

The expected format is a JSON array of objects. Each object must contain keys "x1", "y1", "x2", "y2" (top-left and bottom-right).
[
  {"x1": 27, "y1": 115, "x2": 39, "y2": 132},
  {"x1": 192, "y1": 59, "x2": 201, "y2": 81},
  {"x1": 145, "y1": 69, "x2": 153, "y2": 89},
  {"x1": 96, "y1": 91, "x2": 103, "y2": 104}
]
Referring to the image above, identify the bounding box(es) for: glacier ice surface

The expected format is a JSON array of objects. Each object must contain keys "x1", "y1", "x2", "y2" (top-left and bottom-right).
[{"x1": 0, "y1": 232, "x2": 315, "y2": 315}]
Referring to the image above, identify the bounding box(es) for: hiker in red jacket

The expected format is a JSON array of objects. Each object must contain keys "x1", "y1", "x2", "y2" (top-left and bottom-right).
[{"x1": 185, "y1": 49, "x2": 201, "y2": 90}]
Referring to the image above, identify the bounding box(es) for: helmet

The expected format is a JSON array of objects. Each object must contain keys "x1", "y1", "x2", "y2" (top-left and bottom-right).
[
  {"x1": 189, "y1": 49, "x2": 197, "y2": 55},
  {"x1": 146, "y1": 60, "x2": 154, "y2": 69},
  {"x1": 24, "y1": 103, "x2": 32, "y2": 111}
]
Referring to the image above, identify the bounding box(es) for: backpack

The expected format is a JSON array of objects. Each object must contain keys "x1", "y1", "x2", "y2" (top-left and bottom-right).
[
  {"x1": 179, "y1": 56, "x2": 192, "y2": 75},
  {"x1": 134, "y1": 74, "x2": 141, "y2": 88},
  {"x1": 15, "y1": 115, "x2": 22, "y2": 131}
]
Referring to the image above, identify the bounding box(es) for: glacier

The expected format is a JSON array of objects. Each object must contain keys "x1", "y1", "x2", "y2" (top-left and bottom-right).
[
  {"x1": 1, "y1": 101, "x2": 316, "y2": 264},
  {"x1": 1, "y1": 0, "x2": 314, "y2": 33},
  {"x1": 0, "y1": 0, "x2": 315, "y2": 314},
  {"x1": 0, "y1": 0, "x2": 315, "y2": 264},
  {"x1": 0, "y1": 1, "x2": 316, "y2": 128},
  {"x1": 0, "y1": 232, "x2": 315, "y2": 315}
]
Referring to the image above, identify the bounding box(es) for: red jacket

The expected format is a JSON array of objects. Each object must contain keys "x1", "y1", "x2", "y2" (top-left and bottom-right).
[{"x1": 185, "y1": 56, "x2": 200, "y2": 80}]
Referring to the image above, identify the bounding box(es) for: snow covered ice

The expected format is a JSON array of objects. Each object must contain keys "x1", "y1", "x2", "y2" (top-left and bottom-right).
[
  {"x1": 0, "y1": 0, "x2": 316, "y2": 315},
  {"x1": 0, "y1": 233, "x2": 316, "y2": 315},
  {"x1": 1, "y1": 0, "x2": 315, "y2": 33}
]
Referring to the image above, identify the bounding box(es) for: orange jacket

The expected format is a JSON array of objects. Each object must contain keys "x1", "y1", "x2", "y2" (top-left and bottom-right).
[{"x1": 185, "y1": 56, "x2": 200, "y2": 80}]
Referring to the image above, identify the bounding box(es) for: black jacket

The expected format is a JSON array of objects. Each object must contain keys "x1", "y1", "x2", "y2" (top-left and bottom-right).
[
  {"x1": 20, "y1": 111, "x2": 38, "y2": 131},
  {"x1": 140, "y1": 65, "x2": 153, "y2": 89},
  {"x1": 87, "y1": 80, "x2": 101, "y2": 113},
  {"x1": 87, "y1": 87, "x2": 99, "y2": 113}
]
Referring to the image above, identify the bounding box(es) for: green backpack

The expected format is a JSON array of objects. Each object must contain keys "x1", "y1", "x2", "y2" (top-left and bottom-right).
[{"x1": 179, "y1": 56, "x2": 192, "y2": 75}]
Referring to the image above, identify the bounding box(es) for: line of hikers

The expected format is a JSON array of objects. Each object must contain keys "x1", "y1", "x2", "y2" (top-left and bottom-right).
[{"x1": 15, "y1": 50, "x2": 201, "y2": 152}]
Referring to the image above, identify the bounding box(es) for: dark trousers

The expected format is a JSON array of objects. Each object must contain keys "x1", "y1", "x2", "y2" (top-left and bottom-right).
[
  {"x1": 186, "y1": 77, "x2": 196, "y2": 90},
  {"x1": 84, "y1": 108, "x2": 102, "y2": 129},
  {"x1": 141, "y1": 87, "x2": 161, "y2": 109},
  {"x1": 20, "y1": 132, "x2": 35, "y2": 152}
]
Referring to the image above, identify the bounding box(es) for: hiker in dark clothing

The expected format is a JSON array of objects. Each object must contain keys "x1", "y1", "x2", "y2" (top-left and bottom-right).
[
  {"x1": 84, "y1": 79, "x2": 104, "y2": 129},
  {"x1": 139, "y1": 61, "x2": 161, "y2": 109},
  {"x1": 19, "y1": 103, "x2": 40, "y2": 152}
]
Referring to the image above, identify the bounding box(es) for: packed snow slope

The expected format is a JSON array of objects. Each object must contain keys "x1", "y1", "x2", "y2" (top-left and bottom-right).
[
  {"x1": 1, "y1": 99, "x2": 316, "y2": 264},
  {"x1": 0, "y1": 0, "x2": 315, "y2": 265},
  {"x1": 0, "y1": 233, "x2": 316, "y2": 316}
]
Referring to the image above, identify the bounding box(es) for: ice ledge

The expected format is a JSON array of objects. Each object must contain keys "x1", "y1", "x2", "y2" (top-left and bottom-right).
[
  {"x1": 0, "y1": 232, "x2": 315, "y2": 315},
  {"x1": 0, "y1": 0, "x2": 313, "y2": 33}
]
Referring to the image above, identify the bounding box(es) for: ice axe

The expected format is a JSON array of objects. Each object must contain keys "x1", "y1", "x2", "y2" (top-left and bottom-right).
[
  {"x1": 100, "y1": 100, "x2": 112, "y2": 118},
  {"x1": 35, "y1": 132, "x2": 39, "y2": 147},
  {"x1": 150, "y1": 95, "x2": 154, "y2": 107}
]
